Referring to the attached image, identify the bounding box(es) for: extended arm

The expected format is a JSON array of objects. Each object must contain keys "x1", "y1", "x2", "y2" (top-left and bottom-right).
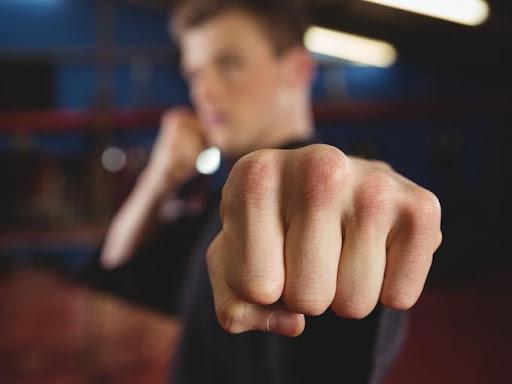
[{"x1": 207, "y1": 144, "x2": 442, "y2": 336}]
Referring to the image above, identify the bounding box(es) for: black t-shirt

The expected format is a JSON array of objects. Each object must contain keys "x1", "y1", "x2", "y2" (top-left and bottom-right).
[
  {"x1": 86, "y1": 139, "x2": 408, "y2": 383},
  {"x1": 171, "y1": 210, "x2": 407, "y2": 384},
  {"x1": 84, "y1": 175, "x2": 219, "y2": 315}
]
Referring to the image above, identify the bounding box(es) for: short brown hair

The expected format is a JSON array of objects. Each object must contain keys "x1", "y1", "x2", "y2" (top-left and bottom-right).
[{"x1": 170, "y1": 0, "x2": 309, "y2": 56}]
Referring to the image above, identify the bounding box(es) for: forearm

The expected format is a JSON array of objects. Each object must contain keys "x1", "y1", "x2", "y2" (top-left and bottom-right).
[{"x1": 100, "y1": 167, "x2": 181, "y2": 268}]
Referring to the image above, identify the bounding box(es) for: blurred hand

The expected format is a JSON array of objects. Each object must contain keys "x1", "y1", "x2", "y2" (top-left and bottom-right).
[
  {"x1": 147, "y1": 107, "x2": 206, "y2": 186},
  {"x1": 99, "y1": 107, "x2": 206, "y2": 270},
  {"x1": 207, "y1": 144, "x2": 442, "y2": 337}
]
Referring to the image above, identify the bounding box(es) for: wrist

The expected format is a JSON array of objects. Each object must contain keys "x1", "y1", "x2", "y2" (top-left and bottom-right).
[{"x1": 138, "y1": 165, "x2": 181, "y2": 197}]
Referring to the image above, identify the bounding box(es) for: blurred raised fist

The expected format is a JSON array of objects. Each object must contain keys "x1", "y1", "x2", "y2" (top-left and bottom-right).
[
  {"x1": 99, "y1": 108, "x2": 207, "y2": 270},
  {"x1": 147, "y1": 107, "x2": 206, "y2": 185}
]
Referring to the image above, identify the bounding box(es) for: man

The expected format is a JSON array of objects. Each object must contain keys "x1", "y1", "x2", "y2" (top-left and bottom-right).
[{"x1": 100, "y1": 0, "x2": 442, "y2": 382}]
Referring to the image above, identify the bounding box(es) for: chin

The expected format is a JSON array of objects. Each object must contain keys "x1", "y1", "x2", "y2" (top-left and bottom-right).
[
  {"x1": 209, "y1": 134, "x2": 240, "y2": 154},
  {"x1": 208, "y1": 131, "x2": 253, "y2": 157},
  {"x1": 216, "y1": 142, "x2": 248, "y2": 158}
]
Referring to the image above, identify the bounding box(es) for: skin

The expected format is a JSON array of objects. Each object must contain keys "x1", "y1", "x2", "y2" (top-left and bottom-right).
[
  {"x1": 179, "y1": 9, "x2": 315, "y2": 156},
  {"x1": 209, "y1": 148, "x2": 441, "y2": 336},
  {"x1": 101, "y1": 9, "x2": 315, "y2": 268},
  {"x1": 100, "y1": 9, "x2": 442, "y2": 338}
]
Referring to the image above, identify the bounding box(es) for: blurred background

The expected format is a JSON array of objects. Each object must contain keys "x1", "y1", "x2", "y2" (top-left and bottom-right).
[{"x1": 0, "y1": 0, "x2": 510, "y2": 383}]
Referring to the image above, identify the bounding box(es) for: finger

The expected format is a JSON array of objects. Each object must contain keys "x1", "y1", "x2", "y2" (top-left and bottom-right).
[
  {"x1": 160, "y1": 108, "x2": 205, "y2": 148},
  {"x1": 280, "y1": 146, "x2": 349, "y2": 315},
  {"x1": 100, "y1": 247, "x2": 125, "y2": 269},
  {"x1": 207, "y1": 233, "x2": 305, "y2": 337},
  {"x1": 221, "y1": 151, "x2": 286, "y2": 305},
  {"x1": 380, "y1": 192, "x2": 442, "y2": 309},
  {"x1": 279, "y1": 145, "x2": 351, "y2": 316},
  {"x1": 331, "y1": 215, "x2": 389, "y2": 319},
  {"x1": 283, "y1": 208, "x2": 341, "y2": 316}
]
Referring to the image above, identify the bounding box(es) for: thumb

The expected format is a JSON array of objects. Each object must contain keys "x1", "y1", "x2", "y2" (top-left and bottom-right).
[{"x1": 207, "y1": 233, "x2": 305, "y2": 337}]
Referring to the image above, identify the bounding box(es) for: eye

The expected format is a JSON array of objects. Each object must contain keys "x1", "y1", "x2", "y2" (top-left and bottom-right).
[{"x1": 218, "y1": 55, "x2": 242, "y2": 74}]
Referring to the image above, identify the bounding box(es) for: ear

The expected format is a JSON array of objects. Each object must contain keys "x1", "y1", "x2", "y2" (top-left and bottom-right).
[{"x1": 280, "y1": 46, "x2": 315, "y2": 90}]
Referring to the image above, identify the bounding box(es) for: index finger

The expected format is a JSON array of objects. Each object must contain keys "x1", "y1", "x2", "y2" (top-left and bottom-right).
[{"x1": 220, "y1": 151, "x2": 286, "y2": 305}]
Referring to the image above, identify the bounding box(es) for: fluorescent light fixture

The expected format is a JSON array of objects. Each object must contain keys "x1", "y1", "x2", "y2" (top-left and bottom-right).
[
  {"x1": 361, "y1": 0, "x2": 490, "y2": 26},
  {"x1": 304, "y1": 26, "x2": 397, "y2": 68}
]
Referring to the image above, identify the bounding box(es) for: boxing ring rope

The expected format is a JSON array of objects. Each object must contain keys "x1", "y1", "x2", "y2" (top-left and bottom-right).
[{"x1": 0, "y1": 100, "x2": 504, "y2": 133}]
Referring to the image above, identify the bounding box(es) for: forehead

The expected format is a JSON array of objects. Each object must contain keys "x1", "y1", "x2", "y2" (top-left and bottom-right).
[{"x1": 179, "y1": 10, "x2": 275, "y2": 70}]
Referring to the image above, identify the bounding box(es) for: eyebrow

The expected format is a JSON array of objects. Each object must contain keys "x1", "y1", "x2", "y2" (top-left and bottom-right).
[{"x1": 181, "y1": 44, "x2": 242, "y2": 74}]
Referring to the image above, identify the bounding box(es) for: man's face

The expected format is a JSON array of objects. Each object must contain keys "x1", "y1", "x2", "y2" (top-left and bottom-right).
[{"x1": 179, "y1": 10, "x2": 292, "y2": 156}]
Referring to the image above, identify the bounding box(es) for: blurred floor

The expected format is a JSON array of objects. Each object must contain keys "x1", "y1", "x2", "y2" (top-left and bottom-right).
[
  {"x1": 385, "y1": 266, "x2": 512, "y2": 384},
  {"x1": 0, "y1": 269, "x2": 180, "y2": 384},
  {"x1": 0, "y1": 266, "x2": 510, "y2": 384}
]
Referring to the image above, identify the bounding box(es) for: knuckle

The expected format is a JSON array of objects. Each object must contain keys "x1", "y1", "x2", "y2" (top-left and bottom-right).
[
  {"x1": 283, "y1": 290, "x2": 331, "y2": 316},
  {"x1": 435, "y1": 229, "x2": 443, "y2": 249},
  {"x1": 230, "y1": 150, "x2": 280, "y2": 204},
  {"x1": 236, "y1": 275, "x2": 282, "y2": 306},
  {"x1": 298, "y1": 145, "x2": 349, "y2": 208},
  {"x1": 371, "y1": 159, "x2": 395, "y2": 173},
  {"x1": 160, "y1": 108, "x2": 187, "y2": 127},
  {"x1": 416, "y1": 190, "x2": 442, "y2": 221},
  {"x1": 330, "y1": 296, "x2": 376, "y2": 320},
  {"x1": 360, "y1": 171, "x2": 396, "y2": 202},
  {"x1": 219, "y1": 186, "x2": 233, "y2": 221},
  {"x1": 216, "y1": 299, "x2": 246, "y2": 334},
  {"x1": 236, "y1": 150, "x2": 278, "y2": 180},
  {"x1": 160, "y1": 110, "x2": 175, "y2": 126},
  {"x1": 403, "y1": 189, "x2": 442, "y2": 229},
  {"x1": 354, "y1": 173, "x2": 396, "y2": 221},
  {"x1": 380, "y1": 289, "x2": 417, "y2": 310}
]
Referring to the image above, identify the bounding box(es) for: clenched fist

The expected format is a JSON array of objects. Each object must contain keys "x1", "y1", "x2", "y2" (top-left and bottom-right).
[
  {"x1": 148, "y1": 107, "x2": 206, "y2": 185},
  {"x1": 207, "y1": 144, "x2": 442, "y2": 337},
  {"x1": 100, "y1": 108, "x2": 206, "y2": 270}
]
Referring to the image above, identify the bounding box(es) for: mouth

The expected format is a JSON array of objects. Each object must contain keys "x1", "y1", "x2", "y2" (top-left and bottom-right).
[{"x1": 202, "y1": 111, "x2": 228, "y2": 130}]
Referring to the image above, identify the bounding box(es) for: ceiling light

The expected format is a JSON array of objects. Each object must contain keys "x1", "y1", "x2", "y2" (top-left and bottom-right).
[
  {"x1": 304, "y1": 26, "x2": 397, "y2": 68},
  {"x1": 361, "y1": 0, "x2": 490, "y2": 26}
]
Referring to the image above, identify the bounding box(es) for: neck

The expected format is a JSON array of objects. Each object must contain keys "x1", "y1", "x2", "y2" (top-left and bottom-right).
[{"x1": 253, "y1": 93, "x2": 314, "y2": 152}]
